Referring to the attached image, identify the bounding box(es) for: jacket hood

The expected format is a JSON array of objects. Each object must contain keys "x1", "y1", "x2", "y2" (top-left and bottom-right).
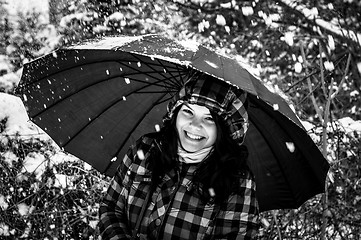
[{"x1": 164, "y1": 72, "x2": 249, "y2": 144}]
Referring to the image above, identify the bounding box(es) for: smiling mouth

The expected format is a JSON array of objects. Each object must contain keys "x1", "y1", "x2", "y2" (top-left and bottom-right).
[{"x1": 185, "y1": 131, "x2": 204, "y2": 140}]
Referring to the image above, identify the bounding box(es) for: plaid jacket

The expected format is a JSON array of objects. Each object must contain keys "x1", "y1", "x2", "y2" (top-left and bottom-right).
[{"x1": 98, "y1": 134, "x2": 259, "y2": 240}]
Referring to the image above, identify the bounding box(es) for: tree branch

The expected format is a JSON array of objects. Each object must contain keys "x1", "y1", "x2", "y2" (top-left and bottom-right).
[
  {"x1": 330, "y1": 53, "x2": 352, "y2": 99},
  {"x1": 275, "y1": 0, "x2": 361, "y2": 50},
  {"x1": 300, "y1": 43, "x2": 324, "y2": 122}
]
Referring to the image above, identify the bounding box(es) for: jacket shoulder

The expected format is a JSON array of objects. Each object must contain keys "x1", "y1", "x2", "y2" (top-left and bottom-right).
[
  {"x1": 130, "y1": 132, "x2": 161, "y2": 174},
  {"x1": 136, "y1": 132, "x2": 161, "y2": 155}
]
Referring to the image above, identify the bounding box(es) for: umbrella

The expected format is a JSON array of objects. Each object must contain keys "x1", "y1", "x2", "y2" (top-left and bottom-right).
[{"x1": 17, "y1": 34, "x2": 329, "y2": 212}]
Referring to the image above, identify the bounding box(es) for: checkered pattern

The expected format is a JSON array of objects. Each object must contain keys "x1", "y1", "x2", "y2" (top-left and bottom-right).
[
  {"x1": 165, "y1": 72, "x2": 249, "y2": 144},
  {"x1": 98, "y1": 134, "x2": 259, "y2": 239}
]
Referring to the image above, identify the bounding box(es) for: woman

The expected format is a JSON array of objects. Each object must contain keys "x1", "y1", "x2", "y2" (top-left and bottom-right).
[{"x1": 98, "y1": 72, "x2": 259, "y2": 239}]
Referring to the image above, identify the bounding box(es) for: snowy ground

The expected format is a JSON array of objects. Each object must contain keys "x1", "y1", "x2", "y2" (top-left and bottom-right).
[{"x1": 0, "y1": 91, "x2": 82, "y2": 176}]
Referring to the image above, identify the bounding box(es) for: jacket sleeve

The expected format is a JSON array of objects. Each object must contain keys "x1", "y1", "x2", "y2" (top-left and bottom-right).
[
  {"x1": 98, "y1": 143, "x2": 136, "y2": 240},
  {"x1": 212, "y1": 172, "x2": 259, "y2": 240}
]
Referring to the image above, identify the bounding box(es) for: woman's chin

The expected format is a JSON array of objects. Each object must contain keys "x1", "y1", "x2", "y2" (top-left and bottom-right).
[{"x1": 180, "y1": 142, "x2": 203, "y2": 153}]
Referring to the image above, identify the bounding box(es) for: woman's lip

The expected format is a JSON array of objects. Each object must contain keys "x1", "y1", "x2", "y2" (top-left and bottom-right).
[{"x1": 185, "y1": 131, "x2": 205, "y2": 140}]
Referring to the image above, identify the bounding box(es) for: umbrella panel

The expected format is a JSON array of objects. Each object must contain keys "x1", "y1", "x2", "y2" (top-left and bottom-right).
[
  {"x1": 23, "y1": 50, "x2": 188, "y2": 174},
  {"x1": 245, "y1": 97, "x2": 328, "y2": 211}
]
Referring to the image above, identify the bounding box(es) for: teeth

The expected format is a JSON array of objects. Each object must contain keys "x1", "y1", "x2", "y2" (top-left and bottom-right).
[{"x1": 186, "y1": 132, "x2": 202, "y2": 140}]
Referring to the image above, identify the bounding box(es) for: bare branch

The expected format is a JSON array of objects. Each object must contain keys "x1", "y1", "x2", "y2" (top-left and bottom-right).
[
  {"x1": 318, "y1": 44, "x2": 327, "y2": 96},
  {"x1": 276, "y1": 0, "x2": 361, "y2": 49},
  {"x1": 300, "y1": 43, "x2": 324, "y2": 122},
  {"x1": 330, "y1": 53, "x2": 352, "y2": 99}
]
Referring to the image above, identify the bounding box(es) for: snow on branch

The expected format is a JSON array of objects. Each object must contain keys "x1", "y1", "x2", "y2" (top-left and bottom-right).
[{"x1": 279, "y1": 0, "x2": 361, "y2": 48}]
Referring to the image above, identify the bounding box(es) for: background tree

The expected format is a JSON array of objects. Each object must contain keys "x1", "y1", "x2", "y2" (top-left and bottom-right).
[{"x1": 0, "y1": 0, "x2": 360, "y2": 238}]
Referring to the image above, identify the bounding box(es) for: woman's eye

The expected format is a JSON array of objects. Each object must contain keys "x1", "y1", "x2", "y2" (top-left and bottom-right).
[
  {"x1": 182, "y1": 109, "x2": 193, "y2": 115},
  {"x1": 205, "y1": 117, "x2": 215, "y2": 123}
]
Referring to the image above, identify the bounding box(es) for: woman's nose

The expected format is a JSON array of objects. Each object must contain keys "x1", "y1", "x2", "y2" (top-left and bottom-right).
[{"x1": 190, "y1": 117, "x2": 202, "y2": 128}]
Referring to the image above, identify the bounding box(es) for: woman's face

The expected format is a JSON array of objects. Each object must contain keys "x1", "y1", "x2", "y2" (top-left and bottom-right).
[{"x1": 176, "y1": 103, "x2": 217, "y2": 153}]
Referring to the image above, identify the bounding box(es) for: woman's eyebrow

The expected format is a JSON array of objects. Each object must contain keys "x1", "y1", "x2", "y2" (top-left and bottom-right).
[{"x1": 183, "y1": 103, "x2": 212, "y2": 116}]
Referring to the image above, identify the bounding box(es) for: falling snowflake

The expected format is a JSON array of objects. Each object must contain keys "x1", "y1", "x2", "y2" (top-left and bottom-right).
[
  {"x1": 242, "y1": 6, "x2": 254, "y2": 16},
  {"x1": 324, "y1": 61, "x2": 334, "y2": 71},
  {"x1": 198, "y1": 20, "x2": 210, "y2": 33},
  {"x1": 294, "y1": 62, "x2": 302, "y2": 73},
  {"x1": 328, "y1": 35, "x2": 335, "y2": 51},
  {"x1": 273, "y1": 104, "x2": 279, "y2": 111},
  {"x1": 216, "y1": 15, "x2": 226, "y2": 26},
  {"x1": 204, "y1": 60, "x2": 218, "y2": 69},
  {"x1": 285, "y1": 142, "x2": 295, "y2": 153},
  {"x1": 0, "y1": 223, "x2": 10, "y2": 236},
  {"x1": 137, "y1": 150, "x2": 145, "y2": 160},
  {"x1": 18, "y1": 203, "x2": 29, "y2": 216},
  {"x1": 0, "y1": 195, "x2": 9, "y2": 210},
  {"x1": 208, "y1": 188, "x2": 216, "y2": 197},
  {"x1": 154, "y1": 124, "x2": 161, "y2": 132},
  {"x1": 283, "y1": 32, "x2": 294, "y2": 46}
]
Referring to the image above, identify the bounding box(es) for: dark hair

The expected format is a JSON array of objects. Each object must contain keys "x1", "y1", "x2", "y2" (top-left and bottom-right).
[{"x1": 148, "y1": 105, "x2": 249, "y2": 204}]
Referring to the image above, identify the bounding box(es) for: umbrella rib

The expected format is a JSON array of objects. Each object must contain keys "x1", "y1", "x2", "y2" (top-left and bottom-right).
[
  {"x1": 30, "y1": 69, "x2": 185, "y2": 119},
  {"x1": 20, "y1": 57, "x2": 182, "y2": 89},
  {"x1": 175, "y1": 64, "x2": 188, "y2": 85},
  {"x1": 126, "y1": 53, "x2": 185, "y2": 89},
  {"x1": 116, "y1": 61, "x2": 180, "y2": 90},
  {"x1": 113, "y1": 92, "x2": 169, "y2": 159},
  {"x1": 102, "y1": 92, "x2": 169, "y2": 175},
  {"x1": 154, "y1": 94, "x2": 174, "y2": 105},
  {"x1": 247, "y1": 118, "x2": 296, "y2": 209},
  {"x1": 219, "y1": 55, "x2": 225, "y2": 79},
  {"x1": 121, "y1": 75, "x2": 182, "y2": 90},
  {"x1": 248, "y1": 99, "x2": 297, "y2": 204},
  {"x1": 116, "y1": 60, "x2": 184, "y2": 91},
  {"x1": 154, "y1": 58, "x2": 183, "y2": 89},
  {"x1": 116, "y1": 58, "x2": 176, "y2": 85},
  {"x1": 136, "y1": 90, "x2": 177, "y2": 94},
  {"x1": 60, "y1": 82, "x2": 172, "y2": 148},
  {"x1": 118, "y1": 68, "x2": 187, "y2": 92}
]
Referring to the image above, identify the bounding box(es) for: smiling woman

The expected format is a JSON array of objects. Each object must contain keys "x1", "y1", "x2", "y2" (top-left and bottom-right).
[
  {"x1": 176, "y1": 104, "x2": 217, "y2": 153},
  {"x1": 98, "y1": 71, "x2": 259, "y2": 239}
]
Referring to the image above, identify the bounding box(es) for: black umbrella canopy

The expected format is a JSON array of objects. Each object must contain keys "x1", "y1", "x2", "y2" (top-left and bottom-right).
[{"x1": 17, "y1": 34, "x2": 329, "y2": 212}]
